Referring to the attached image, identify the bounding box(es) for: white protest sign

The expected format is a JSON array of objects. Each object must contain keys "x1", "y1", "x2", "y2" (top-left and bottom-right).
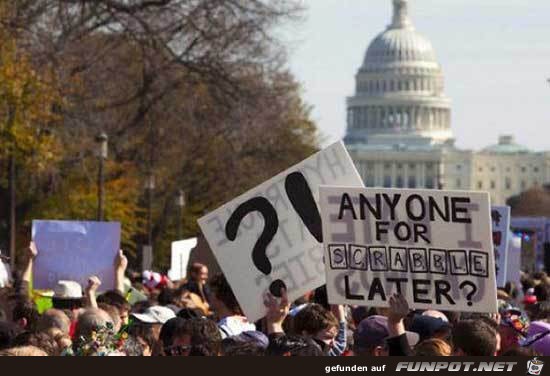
[
  {"x1": 0, "y1": 260, "x2": 9, "y2": 288},
  {"x1": 507, "y1": 234, "x2": 522, "y2": 290},
  {"x1": 320, "y1": 187, "x2": 497, "y2": 313},
  {"x1": 32, "y1": 220, "x2": 121, "y2": 291},
  {"x1": 198, "y1": 142, "x2": 363, "y2": 321},
  {"x1": 168, "y1": 238, "x2": 196, "y2": 281},
  {"x1": 491, "y1": 206, "x2": 511, "y2": 288}
]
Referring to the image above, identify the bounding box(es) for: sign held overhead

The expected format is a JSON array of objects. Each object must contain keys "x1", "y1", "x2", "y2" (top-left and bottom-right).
[
  {"x1": 198, "y1": 142, "x2": 364, "y2": 322},
  {"x1": 320, "y1": 187, "x2": 497, "y2": 313}
]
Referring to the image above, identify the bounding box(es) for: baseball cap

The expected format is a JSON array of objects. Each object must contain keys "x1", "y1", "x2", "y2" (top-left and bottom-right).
[
  {"x1": 354, "y1": 315, "x2": 419, "y2": 350},
  {"x1": 233, "y1": 331, "x2": 270, "y2": 350},
  {"x1": 131, "y1": 305, "x2": 176, "y2": 324},
  {"x1": 410, "y1": 315, "x2": 450, "y2": 341}
]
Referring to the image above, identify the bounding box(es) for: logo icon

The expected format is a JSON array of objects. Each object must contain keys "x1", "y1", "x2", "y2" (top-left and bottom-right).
[{"x1": 527, "y1": 358, "x2": 544, "y2": 376}]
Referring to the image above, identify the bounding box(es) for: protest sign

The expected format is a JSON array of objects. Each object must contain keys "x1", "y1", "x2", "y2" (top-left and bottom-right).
[
  {"x1": 0, "y1": 259, "x2": 9, "y2": 288},
  {"x1": 142, "y1": 245, "x2": 153, "y2": 272},
  {"x1": 32, "y1": 220, "x2": 120, "y2": 291},
  {"x1": 320, "y1": 187, "x2": 497, "y2": 313},
  {"x1": 198, "y1": 141, "x2": 363, "y2": 321},
  {"x1": 168, "y1": 238, "x2": 197, "y2": 281},
  {"x1": 491, "y1": 206, "x2": 511, "y2": 288},
  {"x1": 507, "y1": 234, "x2": 522, "y2": 290}
]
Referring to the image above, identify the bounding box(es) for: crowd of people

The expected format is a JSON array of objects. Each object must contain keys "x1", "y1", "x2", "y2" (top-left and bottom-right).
[{"x1": 0, "y1": 242, "x2": 549, "y2": 356}]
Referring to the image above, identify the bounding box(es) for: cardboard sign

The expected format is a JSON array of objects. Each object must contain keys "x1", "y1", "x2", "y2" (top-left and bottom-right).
[
  {"x1": 491, "y1": 206, "x2": 511, "y2": 287},
  {"x1": 168, "y1": 238, "x2": 196, "y2": 281},
  {"x1": 32, "y1": 220, "x2": 120, "y2": 291},
  {"x1": 0, "y1": 260, "x2": 9, "y2": 288},
  {"x1": 507, "y1": 234, "x2": 522, "y2": 290},
  {"x1": 198, "y1": 142, "x2": 363, "y2": 321},
  {"x1": 320, "y1": 187, "x2": 497, "y2": 313}
]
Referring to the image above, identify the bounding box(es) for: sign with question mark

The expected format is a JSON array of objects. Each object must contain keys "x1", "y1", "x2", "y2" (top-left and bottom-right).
[
  {"x1": 198, "y1": 142, "x2": 364, "y2": 321},
  {"x1": 319, "y1": 187, "x2": 498, "y2": 313}
]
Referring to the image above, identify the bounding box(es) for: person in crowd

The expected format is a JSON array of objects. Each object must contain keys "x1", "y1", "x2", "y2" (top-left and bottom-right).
[
  {"x1": 37, "y1": 308, "x2": 71, "y2": 336},
  {"x1": 353, "y1": 294, "x2": 418, "y2": 356},
  {"x1": 263, "y1": 288, "x2": 326, "y2": 356},
  {"x1": 452, "y1": 319, "x2": 498, "y2": 356},
  {"x1": 413, "y1": 338, "x2": 452, "y2": 356},
  {"x1": 210, "y1": 274, "x2": 255, "y2": 338},
  {"x1": 12, "y1": 331, "x2": 60, "y2": 356},
  {"x1": 129, "y1": 305, "x2": 176, "y2": 355},
  {"x1": 291, "y1": 303, "x2": 347, "y2": 356},
  {"x1": 181, "y1": 263, "x2": 211, "y2": 306},
  {"x1": 0, "y1": 345, "x2": 48, "y2": 356},
  {"x1": 0, "y1": 321, "x2": 21, "y2": 350},
  {"x1": 12, "y1": 299, "x2": 39, "y2": 332},
  {"x1": 523, "y1": 320, "x2": 550, "y2": 355},
  {"x1": 164, "y1": 317, "x2": 222, "y2": 356}
]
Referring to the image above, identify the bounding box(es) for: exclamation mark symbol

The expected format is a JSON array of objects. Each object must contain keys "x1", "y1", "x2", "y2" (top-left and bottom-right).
[{"x1": 285, "y1": 172, "x2": 323, "y2": 243}]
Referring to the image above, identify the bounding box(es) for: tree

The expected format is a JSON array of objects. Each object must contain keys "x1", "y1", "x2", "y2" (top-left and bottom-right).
[
  {"x1": 0, "y1": 6, "x2": 62, "y2": 264},
  {"x1": 507, "y1": 186, "x2": 550, "y2": 217},
  {"x1": 0, "y1": 0, "x2": 320, "y2": 270}
]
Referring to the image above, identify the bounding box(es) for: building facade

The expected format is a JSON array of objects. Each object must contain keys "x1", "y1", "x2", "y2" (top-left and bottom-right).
[{"x1": 345, "y1": 0, "x2": 550, "y2": 205}]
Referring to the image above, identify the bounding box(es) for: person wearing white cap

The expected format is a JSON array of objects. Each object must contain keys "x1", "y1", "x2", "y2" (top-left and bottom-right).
[{"x1": 130, "y1": 305, "x2": 176, "y2": 355}]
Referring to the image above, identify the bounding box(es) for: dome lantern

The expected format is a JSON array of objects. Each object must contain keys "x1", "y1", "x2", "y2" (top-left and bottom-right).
[{"x1": 390, "y1": 0, "x2": 413, "y2": 30}]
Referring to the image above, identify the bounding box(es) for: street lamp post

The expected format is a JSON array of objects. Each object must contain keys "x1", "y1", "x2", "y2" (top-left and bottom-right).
[
  {"x1": 96, "y1": 132, "x2": 108, "y2": 221},
  {"x1": 176, "y1": 190, "x2": 186, "y2": 239},
  {"x1": 145, "y1": 173, "x2": 155, "y2": 247}
]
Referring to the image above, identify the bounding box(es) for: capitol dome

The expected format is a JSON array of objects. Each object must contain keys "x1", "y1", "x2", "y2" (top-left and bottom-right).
[{"x1": 345, "y1": 0, "x2": 453, "y2": 148}]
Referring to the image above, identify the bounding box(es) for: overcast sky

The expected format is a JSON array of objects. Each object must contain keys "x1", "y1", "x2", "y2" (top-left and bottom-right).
[{"x1": 283, "y1": 0, "x2": 550, "y2": 151}]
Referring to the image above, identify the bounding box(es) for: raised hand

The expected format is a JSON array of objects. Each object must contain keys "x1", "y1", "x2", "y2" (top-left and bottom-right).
[
  {"x1": 264, "y1": 287, "x2": 290, "y2": 333},
  {"x1": 86, "y1": 275, "x2": 102, "y2": 294}
]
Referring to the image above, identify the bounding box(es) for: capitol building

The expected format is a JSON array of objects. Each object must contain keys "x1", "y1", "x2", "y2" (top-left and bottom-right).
[{"x1": 345, "y1": 0, "x2": 550, "y2": 205}]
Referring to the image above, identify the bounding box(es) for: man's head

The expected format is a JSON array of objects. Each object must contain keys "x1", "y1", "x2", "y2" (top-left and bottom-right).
[
  {"x1": 97, "y1": 290, "x2": 131, "y2": 325},
  {"x1": 292, "y1": 304, "x2": 339, "y2": 346},
  {"x1": 37, "y1": 309, "x2": 71, "y2": 335},
  {"x1": 354, "y1": 315, "x2": 419, "y2": 356},
  {"x1": 452, "y1": 320, "x2": 498, "y2": 356},
  {"x1": 168, "y1": 317, "x2": 222, "y2": 356},
  {"x1": 353, "y1": 315, "x2": 390, "y2": 356},
  {"x1": 189, "y1": 263, "x2": 208, "y2": 285},
  {"x1": 73, "y1": 308, "x2": 114, "y2": 350},
  {"x1": 12, "y1": 299, "x2": 39, "y2": 332},
  {"x1": 0, "y1": 321, "x2": 21, "y2": 350},
  {"x1": 12, "y1": 331, "x2": 60, "y2": 356},
  {"x1": 210, "y1": 274, "x2": 241, "y2": 316}
]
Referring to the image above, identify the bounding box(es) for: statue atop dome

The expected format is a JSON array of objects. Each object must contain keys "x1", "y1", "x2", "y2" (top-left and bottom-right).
[{"x1": 390, "y1": 0, "x2": 414, "y2": 30}]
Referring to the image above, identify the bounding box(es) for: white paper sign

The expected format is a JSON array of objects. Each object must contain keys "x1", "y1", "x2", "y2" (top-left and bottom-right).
[
  {"x1": 32, "y1": 220, "x2": 121, "y2": 291},
  {"x1": 491, "y1": 206, "x2": 511, "y2": 288},
  {"x1": 320, "y1": 187, "x2": 498, "y2": 313},
  {"x1": 198, "y1": 142, "x2": 363, "y2": 321},
  {"x1": 0, "y1": 261, "x2": 9, "y2": 288},
  {"x1": 507, "y1": 234, "x2": 522, "y2": 290},
  {"x1": 168, "y1": 238, "x2": 196, "y2": 281}
]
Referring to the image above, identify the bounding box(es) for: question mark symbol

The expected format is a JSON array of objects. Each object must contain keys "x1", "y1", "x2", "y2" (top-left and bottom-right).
[
  {"x1": 459, "y1": 281, "x2": 477, "y2": 306},
  {"x1": 226, "y1": 197, "x2": 286, "y2": 297}
]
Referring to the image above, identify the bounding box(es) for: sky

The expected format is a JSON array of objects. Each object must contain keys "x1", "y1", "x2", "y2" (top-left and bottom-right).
[{"x1": 282, "y1": 0, "x2": 550, "y2": 151}]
